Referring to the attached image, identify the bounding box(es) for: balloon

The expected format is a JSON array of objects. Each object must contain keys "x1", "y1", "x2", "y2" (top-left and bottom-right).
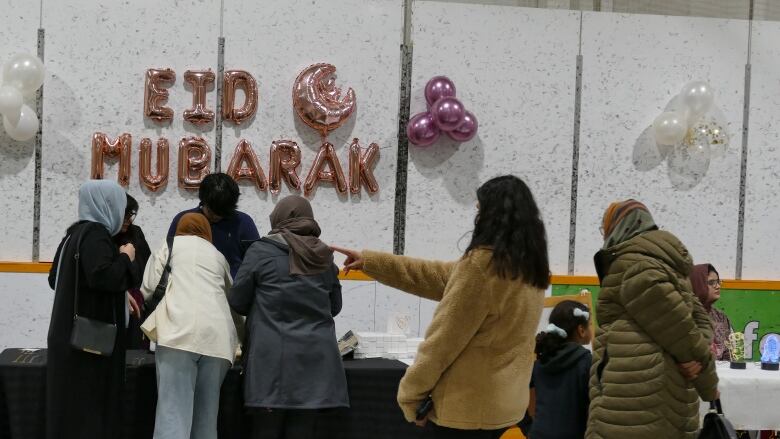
[
  {"x1": 139, "y1": 137, "x2": 169, "y2": 192},
  {"x1": 222, "y1": 70, "x2": 258, "y2": 125},
  {"x1": 0, "y1": 85, "x2": 23, "y2": 117},
  {"x1": 348, "y1": 138, "x2": 380, "y2": 194},
  {"x1": 144, "y1": 68, "x2": 176, "y2": 123},
  {"x1": 447, "y1": 110, "x2": 478, "y2": 142},
  {"x1": 303, "y1": 142, "x2": 347, "y2": 196},
  {"x1": 227, "y1": 139, "x2": 267, "y2": 190},
  {"x1": 686, "y1": 118, "x2": 729, "y2": 158},
  {"x1": 668, "y1": 135, "x2": 711, "y2": 187},
  {"x1": 430, "y1": 97, "x2": 466, "y2": 132},
  {"x1": 424, "y1": 76, "x2": 456, "y2": 107},
  {"x1": 2, "y1": 104, "x2": 38, "y2": 141},
  {"x1": 653, "y1": 111, "x2": 688, "y2": 145},
  {"x1": 2, "y1": 53, "x2": 44, "y2": 96},
  {"x1": 680, "y1": 81, "x2": 714, "y2": 125},
  {"x1": 91, "y1": 132, "x2": 132, "y2": 187},
  {"x1": 178, "y1": 137, "x2": 211, "y2": 189},
  {"x1": 293, "y1": 63, "x2": 356, "y2": 136},
  {"x1": 269, "y1": 140, "x2": 302, "y2": 194},
  {"x1": 407, "y1": 112, "x2": 440, "y2": 147},
  {"x1": 183, "y1": 69, "x2": 215, "y2": 126}
]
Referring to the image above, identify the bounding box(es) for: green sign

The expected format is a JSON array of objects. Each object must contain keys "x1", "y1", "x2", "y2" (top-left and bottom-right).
[{"x1": 552, "y1": 285, "x2": 780, "y2": 360}]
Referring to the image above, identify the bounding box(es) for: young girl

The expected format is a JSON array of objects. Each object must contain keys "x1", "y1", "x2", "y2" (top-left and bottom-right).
[{"x1": 529, "y1": 300, "x2": 592, "y2": 439}]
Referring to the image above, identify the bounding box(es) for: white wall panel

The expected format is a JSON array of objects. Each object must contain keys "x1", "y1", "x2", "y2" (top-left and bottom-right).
[
  {"x1": 742, "y1": 20, "x2": 780, "y2": 279},
  {"x1": 0, "y1": 0, "x2": 40, "y2": 260},
  {"x1": 41, "y1": 0, "x2": 222, "y2": 259},
  {"x1": 575, "y1": 12, "x2": 747, "y2": 275},
  {"x1": 406, "y1": 3, "x2": 579, "y2": 276}
]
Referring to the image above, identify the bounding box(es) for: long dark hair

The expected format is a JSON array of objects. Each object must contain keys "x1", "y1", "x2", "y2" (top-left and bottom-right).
[
  {"x1": 535, "y1": 300, "x2": 589, "y2": 363},
  {"x1": 465, "y1": 175, "x2": 550, "y2": 288}
]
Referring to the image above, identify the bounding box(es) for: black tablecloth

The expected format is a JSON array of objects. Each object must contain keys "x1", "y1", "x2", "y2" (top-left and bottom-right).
[{"x1": 0, "y1": 349, "x2": 431, "y2": 439}]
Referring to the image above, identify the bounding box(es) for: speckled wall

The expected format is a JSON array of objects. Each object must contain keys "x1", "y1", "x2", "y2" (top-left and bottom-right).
[
  {"x1": 218, "y1": 0, "x2": 405, "y2": 336},
  {"x1": 0, "y1": 0, "x2": 39, "y2": 260},
  {"x1": 742, "y1": 20, "x2": 780, "y2": 279},
  {"x1": 575, "y1": 12, "x2": 748, "y2": 276},
  {"x1": 0, "y1": 274, "x2": 52, "y2": 350},
  {"x1": 40, "y1": 0, "x2": 222, "y2": 261},
  {"x1": 0, "y1": 1, "x2": 776, "y2": 349},
  {"x1": 405, "y1": 2, "x2": 579, "y2": 332}
]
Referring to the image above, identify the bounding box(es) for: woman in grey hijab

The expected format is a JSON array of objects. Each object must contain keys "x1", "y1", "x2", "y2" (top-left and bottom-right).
[
  {"x1": 230, "y1": 195, "x2": 348, "y2": 439},
  {"x1": 46, "y1": 180, "x2": 139, "y2": 439}
]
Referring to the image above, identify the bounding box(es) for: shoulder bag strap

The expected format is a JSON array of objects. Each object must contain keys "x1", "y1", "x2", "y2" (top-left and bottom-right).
[{"x1": 153, "y1": 235, "x2": 174, "y2": 299}]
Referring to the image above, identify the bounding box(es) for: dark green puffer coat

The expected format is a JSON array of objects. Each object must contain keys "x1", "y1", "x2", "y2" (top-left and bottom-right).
[{"x1": 586, "y1": 230, "x2": 718, "y2": 439}]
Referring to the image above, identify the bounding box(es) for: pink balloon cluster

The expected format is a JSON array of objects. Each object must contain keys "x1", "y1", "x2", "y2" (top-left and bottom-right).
[{"x1": 407, "y1": 76, "x2": 478, "y2": 147}]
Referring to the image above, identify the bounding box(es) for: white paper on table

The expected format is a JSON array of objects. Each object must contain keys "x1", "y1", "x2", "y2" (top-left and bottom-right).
[{"x1": 399, "y1": 358, "x2": 414, "y2": 366}]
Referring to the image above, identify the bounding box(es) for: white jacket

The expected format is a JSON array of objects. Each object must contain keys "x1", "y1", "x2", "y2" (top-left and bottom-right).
[{"x1": 141, "y1": 235, "x2": 238, "y2": 363}]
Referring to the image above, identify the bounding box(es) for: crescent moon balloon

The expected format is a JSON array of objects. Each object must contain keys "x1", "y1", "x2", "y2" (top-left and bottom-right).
[{"x1": 292, "y1": 63, "x2": 356, "y2": 136}]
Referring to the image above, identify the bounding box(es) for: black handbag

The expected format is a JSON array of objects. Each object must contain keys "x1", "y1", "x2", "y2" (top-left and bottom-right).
[
  {"x1": 67, "y1": 224, "x2": 118, "y2": 356},
  {"x1": 698, "y1": 399, "x2": 737, "y2": 439},
  {"x1": 145, "y1": 236, "x2": 173, "y2": 313}
]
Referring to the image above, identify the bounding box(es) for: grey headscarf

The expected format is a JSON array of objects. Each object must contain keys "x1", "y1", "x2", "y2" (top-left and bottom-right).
[
  {"x1": 269, "y1": 195, "x2": 333, "y2": 275},
  {"x1": 78, "y1": 180, "x2": 127, "y2": 236}
]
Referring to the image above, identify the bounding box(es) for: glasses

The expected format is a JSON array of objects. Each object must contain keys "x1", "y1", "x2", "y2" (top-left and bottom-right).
[
  {"x1": 125, "y1": 211, "x2": 137, "y2": 223},
  {"x1": 707, "y1": 279, "x2": 722, "y2": 287}
]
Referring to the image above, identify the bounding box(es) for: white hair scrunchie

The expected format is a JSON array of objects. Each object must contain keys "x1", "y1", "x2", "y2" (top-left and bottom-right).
[
  {"x1": 573, "y1": 308, "x2": 590, "y2": 321},
  {"x1": 546, "y1": 323, "x2": 567, "y2": 338}
]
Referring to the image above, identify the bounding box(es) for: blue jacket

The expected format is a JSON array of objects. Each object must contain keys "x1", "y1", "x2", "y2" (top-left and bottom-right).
[
  {"x1": 167, "y1": 207, "x2": 260, "y2": 278},
  {"x1": 530, "y1": 343, "x2": 592, "y2": 439}
]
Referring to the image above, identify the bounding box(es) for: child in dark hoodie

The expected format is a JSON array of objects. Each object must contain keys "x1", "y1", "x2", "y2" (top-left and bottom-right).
[{"x1": 528, "y1": 300, "x2": 592, "y2": 439}]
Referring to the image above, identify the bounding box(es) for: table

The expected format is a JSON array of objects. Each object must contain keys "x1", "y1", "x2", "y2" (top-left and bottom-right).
[
  {"x1": 0, "y1": 348, "x2": 432, "y2": 439},
  {"x1": 699, "y1": 362, "x2": 780, "y2": 431}
]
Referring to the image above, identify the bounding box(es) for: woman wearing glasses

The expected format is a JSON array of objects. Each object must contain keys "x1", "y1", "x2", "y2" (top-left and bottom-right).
[
  {"x1": 114, "y1": 194, "x2": 152, "y2": 349},
  {"x1": 690, "y1": 264, "x2": 733, "y2": 361}
]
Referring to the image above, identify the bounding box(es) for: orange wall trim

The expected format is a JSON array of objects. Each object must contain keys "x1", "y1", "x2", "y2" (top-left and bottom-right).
[
  {"x1": 0, "y1": 262, "x2": 52, "y2": 273},
  {"x1": 2, "y1": 262, "x2": 780, "y2": 290}
]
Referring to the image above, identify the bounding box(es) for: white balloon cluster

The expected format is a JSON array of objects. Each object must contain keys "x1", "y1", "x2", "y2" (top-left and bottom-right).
[
  {"x1": 652, "y1": 81, "x2": 728, "y2": 156},
  {"x1": 0, "y1": 53, "x2": 44, "y2": 141}
]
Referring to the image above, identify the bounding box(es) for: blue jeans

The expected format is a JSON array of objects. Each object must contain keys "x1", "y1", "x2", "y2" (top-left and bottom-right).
[{"x1": 153, "y1": 346, "x2": 231, "y2": 439}]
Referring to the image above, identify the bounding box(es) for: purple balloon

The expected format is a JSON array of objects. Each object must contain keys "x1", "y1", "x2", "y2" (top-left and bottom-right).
[
  {"x1": 430, "y1": 97, "x2": 466, "y2": 132},
  {"x1": 424, "y1": 76, "x2": 456, "y2": 108},
  {"x1": 407, "y1": 112, "x2": 440, "y2": 147},
  {"x1": 447, "y1": 111, "x2": 478, "y2": 142}
]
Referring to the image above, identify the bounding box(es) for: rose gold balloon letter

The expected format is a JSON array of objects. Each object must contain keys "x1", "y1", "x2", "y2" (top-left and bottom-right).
[
  {"x1": 227, "y1": 139, "x2": 267, "y2": 190},
  {"x1": 178, "y1": 136, "x2": 212, "y2": 189},
  {"x1": 183, "y1": 69, "x2": 215, "y2": 126},
  {"x1": 144, "y1": 68, "x2": 176, "y2": 123},
  {"x1": 139, "y1": 137, "x2": 170, "y2": 192},
  {"x1": 304, "y1": 142, "x2": 347, "y2": 196},
  {"x1": 348, "y1": 138, "x2": 379, "y2": 194},
  {"x1": 269, "y1": 140, "x2": 302, "y2": 194},
  {"x1": 91, "y1": 132, "x2": 132, "y2": 187},
  {"x1": 222, "y1": 70, "x2": 258, "y2": 125}
]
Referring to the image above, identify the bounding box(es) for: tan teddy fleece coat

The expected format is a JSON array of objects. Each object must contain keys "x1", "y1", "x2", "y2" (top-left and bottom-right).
[{"x1": 363, "y1": 248, "x2": 545, "y2": 430}]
